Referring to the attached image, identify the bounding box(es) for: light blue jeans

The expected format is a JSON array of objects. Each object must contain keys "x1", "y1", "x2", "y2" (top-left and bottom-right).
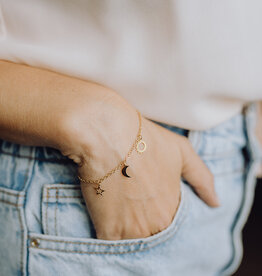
[{"x1": 0, "y1": 103, "x2": 261, "y2": 276}]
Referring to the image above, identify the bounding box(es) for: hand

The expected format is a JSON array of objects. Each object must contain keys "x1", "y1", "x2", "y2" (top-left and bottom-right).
[{"x1": 59, "y1": 94, "x2": 220, "y2": 240}]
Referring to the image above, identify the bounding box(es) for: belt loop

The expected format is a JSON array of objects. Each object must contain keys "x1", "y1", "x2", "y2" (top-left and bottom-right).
[{"x1": 22, "y1": 146, "x2": 37, "y2": 192}]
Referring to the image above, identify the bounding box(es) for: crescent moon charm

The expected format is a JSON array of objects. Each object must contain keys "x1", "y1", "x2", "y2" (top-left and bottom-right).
[
  {"x1": 136, "y1": 140, "x2": 147, "y2": 153},
  {"x1": 122, "y1": 165, "x2": 131, "y2": 178}
]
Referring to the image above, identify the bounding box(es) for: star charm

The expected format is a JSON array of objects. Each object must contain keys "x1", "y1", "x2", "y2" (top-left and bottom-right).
[{"x1": 94, "y1": 185, "x2": 105, "y2": 196}]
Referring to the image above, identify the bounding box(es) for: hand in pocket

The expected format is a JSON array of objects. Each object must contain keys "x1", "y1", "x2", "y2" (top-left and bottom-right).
[{"x1": 76, "y1": 114, "x2": 219, "y2": 240}]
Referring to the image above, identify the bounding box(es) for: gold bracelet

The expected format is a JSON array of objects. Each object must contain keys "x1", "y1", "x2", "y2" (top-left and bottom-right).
[{"x1": 77, "y1": 109, "x2": 146, "y2": 196}]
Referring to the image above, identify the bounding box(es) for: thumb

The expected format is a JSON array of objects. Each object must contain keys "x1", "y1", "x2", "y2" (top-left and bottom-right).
[{"x1": 179, "y1": 137, "x2": 220, "y2": 207}]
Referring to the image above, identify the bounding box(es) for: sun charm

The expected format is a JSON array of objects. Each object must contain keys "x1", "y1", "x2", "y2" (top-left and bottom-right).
[{"x1": 136, "y1": 139, "x2": 147, "y2": 154}]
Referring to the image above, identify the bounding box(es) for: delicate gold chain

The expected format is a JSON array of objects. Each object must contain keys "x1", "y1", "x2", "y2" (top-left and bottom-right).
[{"x1": 77, "y1": 109, "x2": 145, "y2": 194}]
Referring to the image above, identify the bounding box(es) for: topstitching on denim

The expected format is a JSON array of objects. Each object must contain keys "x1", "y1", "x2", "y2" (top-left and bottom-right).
[{"x1": 29, "y1": 183, "x2": 188, "y2": 255}]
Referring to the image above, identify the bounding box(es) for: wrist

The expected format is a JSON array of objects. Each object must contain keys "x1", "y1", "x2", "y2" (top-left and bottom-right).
[{"x1": 57, "y1": 91, "x2": 140, "y2": 173}]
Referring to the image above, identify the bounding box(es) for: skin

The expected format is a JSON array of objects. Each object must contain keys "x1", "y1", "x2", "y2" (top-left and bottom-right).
[{"x1": 2, "y1": 60, "x2": 259, "y2": 240}]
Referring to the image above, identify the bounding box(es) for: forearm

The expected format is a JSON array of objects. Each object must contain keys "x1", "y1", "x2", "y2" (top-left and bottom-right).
[
  {"x1": 0, "y1": 60, "x2": 135, "y2": 152},
  {"x1": 0, "y1": 61, "x2": 219, "y2": 242}
]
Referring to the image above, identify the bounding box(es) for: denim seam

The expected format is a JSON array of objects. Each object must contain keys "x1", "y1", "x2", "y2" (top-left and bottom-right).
[
  {"x1": 17, "y1": 207, "x2": 25, "y2": 276},
  {"x1": 0, "y1": 189, "x2": 25, "y2": 197},
  {"x1": 0, "y1": 199, "x2": 23, "y2": 207},
  {"x1": 21, "y1": 159, "x2": 33, "y2": 192},
  {"x1": 55, "y1": 189, "x2": 58, "y2": 236},
  {"x1": 43, "y1": 186, "x2": 85, "y2": 235},
  {"x1": 45, "y1": 189, "x2": 49, "y2": 235},
  {"x1": 28, "y1": 229, "x2": 176, "y2": 255},
  {"x1": 0, "y1": 199, "x2": 25, "y2": 274},
  {"x1": 229, "y1": 103, "x2": 261, "y2": 273},
  {"x1": 219, "y1": 102, "x2": 258, "y2": 275},
  {"x1": 47, "y1": 186, "x2": 80, "y2": 190},
  {"x1": 29, "y1": 188, "x2": 188, "y2": 254}
]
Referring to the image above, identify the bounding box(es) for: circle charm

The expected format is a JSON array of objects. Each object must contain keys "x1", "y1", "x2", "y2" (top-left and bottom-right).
[{"x1": 136, "y1": 140, "x2": 146, "y2": 153}]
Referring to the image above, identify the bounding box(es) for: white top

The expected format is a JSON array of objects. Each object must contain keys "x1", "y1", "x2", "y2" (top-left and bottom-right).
[{"x1": 0, "y1": 0, "x2": 261, "y2": 130}]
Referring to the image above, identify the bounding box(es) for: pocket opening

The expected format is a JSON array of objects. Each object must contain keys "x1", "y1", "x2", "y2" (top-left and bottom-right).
[{"x1": 37, "y1": 181, "x2": 189, "y2": 254}]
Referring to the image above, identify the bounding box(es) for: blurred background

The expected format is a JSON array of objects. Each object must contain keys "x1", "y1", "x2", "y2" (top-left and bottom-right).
[{"x1": 233, "y1": 178, "x2": 262, "y2": 276}]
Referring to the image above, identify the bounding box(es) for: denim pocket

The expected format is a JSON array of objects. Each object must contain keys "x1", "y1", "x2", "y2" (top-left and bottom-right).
[
  {"x1": 32, "y1": 181, "x2": 188, "y2": 255},
  {"x1": 41, "y1": 184, "x2": 95, "y2": 238}
]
